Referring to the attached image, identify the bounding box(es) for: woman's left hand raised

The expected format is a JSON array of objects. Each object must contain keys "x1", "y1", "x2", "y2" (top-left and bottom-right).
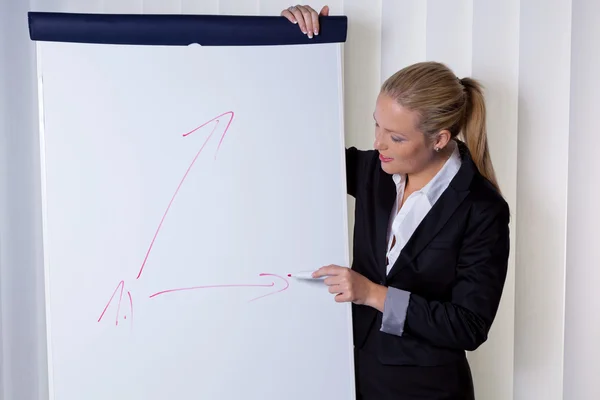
[{"x1": 312, "y1": 265, "x2": 386, "y2": 311}]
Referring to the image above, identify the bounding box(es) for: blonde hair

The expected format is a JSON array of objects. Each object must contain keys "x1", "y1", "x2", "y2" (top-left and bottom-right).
[{"x1": 381, "y1": 61, "x2": 500, "y2": 193}]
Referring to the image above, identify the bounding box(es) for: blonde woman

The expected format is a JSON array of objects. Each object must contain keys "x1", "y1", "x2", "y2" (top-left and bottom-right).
[{"x1": 282, "y1": 5, "x2": 511, "y2": 400}]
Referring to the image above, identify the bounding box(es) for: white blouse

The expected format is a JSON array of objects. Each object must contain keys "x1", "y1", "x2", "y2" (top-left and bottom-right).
[{"x1": 385, "y1": 144, "x2": 462, "y2": 274}]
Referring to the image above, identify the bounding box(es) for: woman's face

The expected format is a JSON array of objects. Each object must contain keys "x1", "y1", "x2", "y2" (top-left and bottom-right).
[{"x1": 373, "y1": 93, "x2": 437, "y2": 176}]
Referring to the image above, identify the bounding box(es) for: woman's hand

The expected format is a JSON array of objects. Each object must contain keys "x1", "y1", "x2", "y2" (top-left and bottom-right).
[
  {"x1": 312, "y1": 265, "x2": 388, "y2": 312},
  {"x1": 280, "y1": 4, "x2": 330, "y2": 38}
]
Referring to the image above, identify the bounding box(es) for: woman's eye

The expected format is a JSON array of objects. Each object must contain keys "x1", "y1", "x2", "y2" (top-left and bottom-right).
[{"x1": 391, "y1": 136, "x2": 403, "y2": 143}]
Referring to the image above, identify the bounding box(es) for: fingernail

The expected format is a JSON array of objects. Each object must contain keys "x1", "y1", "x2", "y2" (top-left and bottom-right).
[
  {"x1": 308, "y1": 32, "x2": 313, "y2": 38},
  {"x1": 293, "y1": 20, "x2": 297, "y2": 24},
  {"x1": 314, "y1": 30, "x2": 319, "y2": 35}
]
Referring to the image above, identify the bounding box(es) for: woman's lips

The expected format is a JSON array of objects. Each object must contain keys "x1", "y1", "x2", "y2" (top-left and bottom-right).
[{"x1": 379, "y1": 154, "x2": 393, "y2": 163}]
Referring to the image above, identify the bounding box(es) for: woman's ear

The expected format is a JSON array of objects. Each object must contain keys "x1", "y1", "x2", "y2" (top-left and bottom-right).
[{"x1": 434, "y1": 129, "x2": 452, "y2": 151}]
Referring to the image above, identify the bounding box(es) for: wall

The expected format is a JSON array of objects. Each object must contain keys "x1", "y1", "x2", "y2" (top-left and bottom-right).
[
  {"x1": 563, "y1": 1, "x2": 600, "y2": 399},
  {"x1": 1, "y1": 0, "x2": 599, "y2": 399},
  {"x1": 514, "y1": 1, "x2": 572, "y2": 398}
]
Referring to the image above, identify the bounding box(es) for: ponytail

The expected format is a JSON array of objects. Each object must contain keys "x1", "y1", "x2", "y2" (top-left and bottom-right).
[
  {"x1": 381, "y1": 62, "x2": 501, "y2": 194},
  {"x1": 460, "y1": 78, "x2": 500, "y2": 193}
]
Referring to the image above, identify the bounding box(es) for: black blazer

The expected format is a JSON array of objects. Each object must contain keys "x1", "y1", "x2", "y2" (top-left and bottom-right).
[{"x1": 346, "y1": 140, "x2": 510, "y2": 366}]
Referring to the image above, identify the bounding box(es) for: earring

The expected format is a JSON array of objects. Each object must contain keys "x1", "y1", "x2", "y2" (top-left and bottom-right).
[{"x1": 434, "y1": 147, "x2": 441, "y2": 152}]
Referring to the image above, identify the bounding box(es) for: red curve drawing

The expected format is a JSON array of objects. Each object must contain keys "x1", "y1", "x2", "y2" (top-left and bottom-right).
[
  {"x1": 247, "y1": 273, "x2": 291, "y2": 302},
  {"x1": 97, "y1": 111, "x2": 289, "y2": 328},
  {"x1": 149, "y1": 273, "x2": 290, "y2": 303}
]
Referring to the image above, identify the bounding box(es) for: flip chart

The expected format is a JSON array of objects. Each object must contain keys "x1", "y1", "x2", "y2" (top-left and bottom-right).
[{"x1": 29, "y1": 12, "x2": 354, "y2": 400}]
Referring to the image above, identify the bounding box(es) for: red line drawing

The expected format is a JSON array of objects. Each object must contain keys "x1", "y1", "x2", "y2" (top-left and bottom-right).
[
  {"x1": 136, "y1": 111, "x2": 233, "y2": 280},
  {"x1": 127, "y1": 291, "x2": 133, "y2": 322},
  {"x1": 97, "y1": 111, "x2": 289, "y2": 328},
  {"x1": 97, "y1": 280, "x2": 125, "y2": 326},
  {"x1": 149, "y1": 273, "x2": 290, "y2": 302},
  {"x1": 149, "y1": 283, "x2": 273, "y2": 298}
]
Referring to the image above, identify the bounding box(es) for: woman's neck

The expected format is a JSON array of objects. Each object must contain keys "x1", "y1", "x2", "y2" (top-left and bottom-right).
[{"x1": 406, "y1": 140, "x2": 456, "y2": 192}]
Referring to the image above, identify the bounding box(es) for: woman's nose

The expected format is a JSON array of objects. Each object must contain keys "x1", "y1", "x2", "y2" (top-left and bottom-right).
[{"x1": 374, "y1": 134, "x2": 386, "y2": 150}]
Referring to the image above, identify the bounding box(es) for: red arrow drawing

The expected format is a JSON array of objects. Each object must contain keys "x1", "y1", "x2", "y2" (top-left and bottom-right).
[{"x1": 96, "y1": 111, "x2": 289, "y2": 328}]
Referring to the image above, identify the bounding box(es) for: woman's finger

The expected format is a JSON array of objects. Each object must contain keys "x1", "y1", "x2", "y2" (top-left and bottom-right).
[
  {"x1": 335, "y1": 292, "x2": 350, "y2": 303},
  {"x1": 312, "y1": 5, "x2": 330, "y2": 35},
  {"x1": 323, "y1": 276, "x2": 336, "y2": 286},
  {"x1": 328, "y1": 284, "x2": 341, "y2": 294},
  {"x1": 310, "y1": 7, "x2": 321, "y2": 36},
  {"x1": 280, "y1": 9, "x2": 297, "y2": 24},
  {"x1": 289, "y1": 6, "x2": 309, "y2": 35},
  {"x1": 297, "y1": 5, "x2": 316, "y2": 38},
  {"x1": 313, "y1": 264, "x2": 344, "y2": 278}
]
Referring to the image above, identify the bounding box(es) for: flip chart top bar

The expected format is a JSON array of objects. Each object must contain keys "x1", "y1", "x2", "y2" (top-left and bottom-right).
[{"x1": 27, "y1": 12, "x2": 348, "y2": 46}]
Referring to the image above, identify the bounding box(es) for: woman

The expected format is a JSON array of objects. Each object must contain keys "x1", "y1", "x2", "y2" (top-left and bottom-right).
[{"x1": 282, "y1": 5, "x2": 510, "y2": 400}]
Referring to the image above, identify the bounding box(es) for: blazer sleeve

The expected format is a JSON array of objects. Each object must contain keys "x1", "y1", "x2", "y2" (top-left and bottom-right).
[
  {"x1": 345, "y1": 146, "x2": 368, "y2": 198},
  {"x1": 402, "y1": 200, "x2": 511, "y2": 351}
]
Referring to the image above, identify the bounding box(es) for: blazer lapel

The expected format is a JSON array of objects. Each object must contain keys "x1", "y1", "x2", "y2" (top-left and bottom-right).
[
  {"x1": 386, "y1": 141, "x2": 476, "y2": 280},
  {"x1": 374, "y1": 168, "x2": 396, "y2": 281},
  {"x1": 386, "y1": 187, "x2": 469, "y2": 279}
]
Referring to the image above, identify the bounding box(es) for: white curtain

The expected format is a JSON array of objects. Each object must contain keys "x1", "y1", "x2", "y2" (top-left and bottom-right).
[{"x1": 5, "y1": 1, "x2": 600, "y2": 399}]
